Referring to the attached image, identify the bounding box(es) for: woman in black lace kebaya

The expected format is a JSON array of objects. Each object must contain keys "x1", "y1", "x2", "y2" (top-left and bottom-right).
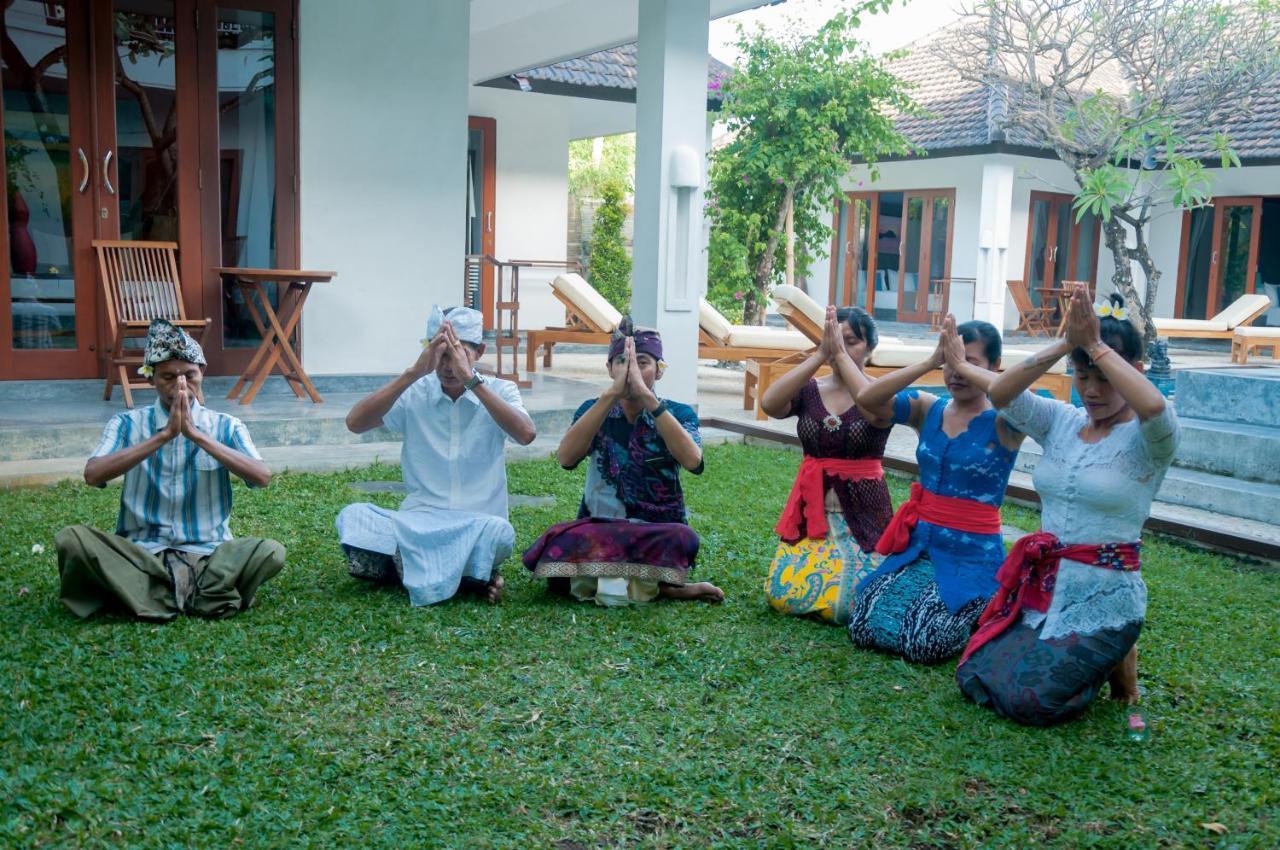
[{"x1": 761, "y1": 305, "x2": 894, "y2": 625}]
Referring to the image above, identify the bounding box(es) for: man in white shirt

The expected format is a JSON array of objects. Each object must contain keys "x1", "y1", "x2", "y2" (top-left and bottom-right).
[{"x1": 337, "y1": 306, "x2": 535, "y2": 605}]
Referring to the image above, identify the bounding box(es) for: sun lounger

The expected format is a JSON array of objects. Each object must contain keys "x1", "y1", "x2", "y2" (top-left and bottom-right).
[{"x1": 1154, "y1": 294, "x2": 1271, "y2": 340}]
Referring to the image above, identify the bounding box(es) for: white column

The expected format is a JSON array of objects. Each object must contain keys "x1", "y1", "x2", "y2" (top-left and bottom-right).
[
  {"x1": 298, "y1": 0, "x2": 470, "y2": 375},
  {"x1": 631, "y1": 0, "x2": 710, "y2": 404},
  {"x1": 974, "y1": 158, "x2": 1015, "y2": 329}
]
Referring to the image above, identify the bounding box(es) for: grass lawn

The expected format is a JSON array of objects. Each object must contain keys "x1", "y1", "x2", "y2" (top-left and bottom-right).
[{"x1": 1, "y1": 444, "x2": 1277, "y2": 848}]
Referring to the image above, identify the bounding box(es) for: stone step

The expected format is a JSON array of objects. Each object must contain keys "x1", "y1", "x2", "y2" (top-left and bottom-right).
[
  {"x1": 0, "y1": 403, "x2": 580, "y2": 463},
  {"x1": 1013, "y1": 441, "x2": 1280, "y2": 527},
  {"x1": 1175, "y1": 417, "x2": 1280, "y2": 484},
  {"x1": 0, "y1": 429, "x2": 743, "y2": 488},
  {"x1": 1175, "y1": 365, "x2": 1280, "y2": 428}
]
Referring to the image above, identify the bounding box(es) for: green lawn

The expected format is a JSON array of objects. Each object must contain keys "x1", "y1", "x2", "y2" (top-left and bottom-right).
[{"x1": 1, "y1": 444, "x2": 1276, "y2": 848}]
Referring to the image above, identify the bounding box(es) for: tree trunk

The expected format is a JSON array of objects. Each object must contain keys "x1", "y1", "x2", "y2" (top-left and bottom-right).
[
  {"x1": 1130, "y1": 219, "x2": 1161, "y2": 345},
  {"x1": 749, "y1": 184, "x2": 794, "y2": 325},
  {"x1": 1102, "y1": 216, "x2": 1152, "y2": 336}
]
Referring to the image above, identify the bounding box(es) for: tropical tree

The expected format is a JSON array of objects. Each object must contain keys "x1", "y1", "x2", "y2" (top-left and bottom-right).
[
  {"x1": 568, "y1": 133, "x2": 635, "y2": 198},
  {"x1": 708, "y1": 3, "x2": 919, "y2": 324},
  {"x1": 587, "y1": 180, "x2": 633, "y2": 312},
  {"x1": 945, "y1": 0, "x2": 1280, "y2": 348}
]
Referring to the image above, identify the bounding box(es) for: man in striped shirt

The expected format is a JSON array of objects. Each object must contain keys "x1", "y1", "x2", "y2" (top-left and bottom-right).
[{"x1": 54, "y1": 319, "x2": 285, "y2": 621}]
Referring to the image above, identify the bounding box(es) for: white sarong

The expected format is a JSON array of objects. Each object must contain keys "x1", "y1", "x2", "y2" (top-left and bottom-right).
[{"x1": 336, "y1": 503, "x2": 514, "y2": 606}]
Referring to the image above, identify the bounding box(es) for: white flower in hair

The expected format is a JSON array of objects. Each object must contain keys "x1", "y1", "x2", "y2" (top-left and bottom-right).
[{"x1": 1094, "y1": 302, "x2": 1128, "y2": 321}]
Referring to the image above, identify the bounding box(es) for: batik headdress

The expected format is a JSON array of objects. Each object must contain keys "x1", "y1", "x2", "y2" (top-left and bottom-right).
[{"x1": 138, "y1": 318, "x2": 206, "y2": 378}]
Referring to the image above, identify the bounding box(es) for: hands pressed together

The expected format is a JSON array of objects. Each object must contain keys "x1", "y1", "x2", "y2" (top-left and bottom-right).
[
  {"x1": 607, "y1": 336, "x2": 660, "y2": 409},
  {"x1": 414, "y1": 321, "x2": 476, "y2": 382},
  {"x1": 162, "y1": 376, "x2": 201, "y2": 443},
  {"x1": 1063, "y1": 282, "x2": 1103, "y2": 352}
]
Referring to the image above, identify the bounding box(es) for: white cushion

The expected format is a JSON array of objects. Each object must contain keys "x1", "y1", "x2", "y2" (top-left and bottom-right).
[
  {"x1": 698, "y1": 298, "x2": 734, "y2": 345},
  {"x1": 551, "y1": 273, "x2": 622, "y2": 333},
  {"x1": 1232, "y1": 326, "x2": 1280, "y2": 338},
  {"x1": 724, "y1": 325, "x2": 813, "y2": 351},
  {"x1": 867, "y1": 342, "x2": 935, "y2": 368},
  {"x1": 1212, "y1": 293, "x2": 1271, "y2": 328},
  {"x1": 770, "y1": 284, "x2": 825, "y2": 332},
  {"x1": 1002, "y1": 347, "x2": 1069, "y2": 374},
  {"x1": 1154, "y1": 317, "x2": 1230, "y2": 333}
]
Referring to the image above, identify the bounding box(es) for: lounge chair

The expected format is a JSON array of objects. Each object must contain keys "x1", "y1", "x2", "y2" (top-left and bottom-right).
[
  {"x1": 525, "y1": 273, "x2": 621, "y2": 374},
  {"x1": 744, "y1": 284, "x2": 1070, "y2": 419},
  {"x1": 525, "y1": 275, "x2": 816, "y2": 375},
  {"x1": 1154, "y1": 293, "x2": 1271, "y2": 340},
  {"x1": 1231, "y1": 326, "x2": 1280, "y2": 364}
]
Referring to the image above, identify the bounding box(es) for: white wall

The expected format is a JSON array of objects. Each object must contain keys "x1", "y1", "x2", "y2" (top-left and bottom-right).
[
  {"x1": 298, "y1": 0, "x2": 470, "y2": 375},
  {"x1": 468, "y1": 87, "x2": 575, "y2": 333}
]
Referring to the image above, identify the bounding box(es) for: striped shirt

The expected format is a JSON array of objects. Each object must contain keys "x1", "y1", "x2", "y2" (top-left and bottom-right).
[{"x1": 91, "y1": 399, "x2": 263, "y2": 555}]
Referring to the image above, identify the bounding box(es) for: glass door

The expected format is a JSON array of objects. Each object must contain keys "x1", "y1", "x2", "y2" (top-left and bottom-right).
[
  {"x1": 198, "y1": 0, "x2": 298, "y2": 373},
  {"x1": 829, "y1": 193, "x2": 872, "y2": 310},
  {"x1": 1023, "y1": 191, "x2": 1100, "y2": 308},
  {"x1": 897, "y1": 190, "x2": 954, "y2": 323},
  {"x1": 1, "y1": 1, "x2": 99, "y2": 378},
  {"x1": 466, "y1": 116, "x2": 496, "y2": 328},
  {"x1": 871, "y1": 192, "x2": 902, "y2": 321},
  {"x1": 1209, "y1": 197, "x2": 1261, "y2": 317}
]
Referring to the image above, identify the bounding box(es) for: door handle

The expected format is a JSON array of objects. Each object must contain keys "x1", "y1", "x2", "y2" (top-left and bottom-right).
[
  {"x1": 102, "y1": 150, "x2": 115, "y2": 195},
  {"x1": 1211, "y1": 250, "x2": 1218, "y2": 266},
  {"x1": 77, "y1": 148, "x2": 89, "y2": 193},
  {"x1": 486, "y1": 211, "x2": 493, "y2": 233}
]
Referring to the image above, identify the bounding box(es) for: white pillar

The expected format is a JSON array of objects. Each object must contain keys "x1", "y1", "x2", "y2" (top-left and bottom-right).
[
  {"x1": 974, "y1": 158, "x2": 1015, "y2": 330},
  {"x1": 631, "y1": 0, "x2": 710, "y2": 405},
  {"x1": 299, "y1": 0, "x2": 470, "y2": 375}
]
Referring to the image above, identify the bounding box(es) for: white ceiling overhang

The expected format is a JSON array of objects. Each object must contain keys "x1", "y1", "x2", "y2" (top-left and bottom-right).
[{"x1": 468, "y1": 0, "x2": 780, "y2": 82}]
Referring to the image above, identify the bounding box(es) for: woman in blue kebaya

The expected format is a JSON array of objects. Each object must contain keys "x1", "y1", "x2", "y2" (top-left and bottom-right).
[{"x1": 846, "y1": 317, "x2": 1027, "y2": 663}]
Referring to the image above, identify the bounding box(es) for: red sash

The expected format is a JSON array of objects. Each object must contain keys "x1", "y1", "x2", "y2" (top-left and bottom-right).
[
  {"x1": 774, "y1": 456, "x2": 884, "y2": 543},
  {"x1": 960, "y1": 531, "x2": 1141, "y2": 664},
  {"x1": 874, "y1": 482, "x2": 1002, "y2": 556}
]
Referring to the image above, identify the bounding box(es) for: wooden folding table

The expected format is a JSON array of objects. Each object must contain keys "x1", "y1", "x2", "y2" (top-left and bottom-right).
[{"x1": 215, "y1": 267, "x2": 336, "y2": 405}]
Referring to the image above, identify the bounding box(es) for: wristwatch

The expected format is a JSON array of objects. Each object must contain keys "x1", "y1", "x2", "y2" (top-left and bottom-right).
[
  {"x1": 463, "y1": 373, "x2": 486, "y2": 392},
  {"x1": 651, "y1": 401, "x2": 669, "y2": 419}
]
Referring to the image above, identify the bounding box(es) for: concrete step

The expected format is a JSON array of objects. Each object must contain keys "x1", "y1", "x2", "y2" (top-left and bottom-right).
[
  {"x1": 0, "y1": 429, "x2": 743, "y2": 488},
  {"x1": 1013, "y1": 440, "x2": 1280, "y2": 527},
  {"x1": 1175, "y1": 417, "x2": 1280, "y2": 484},
  {"x1": 1175, "y1": 365, "x2": 1280, "y2": 428},
  {"x1": 0, "y1": 403, "x2": 580, "y2": 463}
]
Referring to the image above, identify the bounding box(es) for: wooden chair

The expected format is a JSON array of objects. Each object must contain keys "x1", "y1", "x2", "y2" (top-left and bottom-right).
[
  {"x1": 1006, "y1": 279, "x2": 1056, "y2": 336},
  {"x1": 94, "y1": 240, "x2": 211, "y2": 408}
]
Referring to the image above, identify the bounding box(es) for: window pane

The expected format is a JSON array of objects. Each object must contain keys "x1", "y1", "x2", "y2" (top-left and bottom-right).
[
  {"x1": 218, "y1": 7, "x2": 276, "y2": 347},
  {"x1": 832, "y1": 200, "x2": 847, "y2": 306},
  {"x1": 873, "y1": 193, "x2": 902, "y2": 321},
  {"x1": 1181, "y1": 207, "x2": 1213, "y2": 319},
  {"x1": 4, "y1": 1, "x2": 77, "y2": 349}
]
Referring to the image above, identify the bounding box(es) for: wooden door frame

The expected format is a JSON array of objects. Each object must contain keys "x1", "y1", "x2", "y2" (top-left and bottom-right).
[
  {"x1": 468, "y1": 116, "x2": 496, "y2": 328},
  {"x1": 897, "y1": 190, "x2": 956, "y2": 322},
  {"x1": 1022, "y1": 190, "x2": 1100, "y2": 306},
  {"x1": 828, "y1": 191, "x2": 877, "y2": 310},
  {"x1": 1205, "y1": 196, "x2": 1263, "y2": 318},
  {"x1": 0, "y1": 3, "x2": 100, "y2": 379},
  {"x1": 195, "y1": 0, "x2": 300, "y2": 376},
  {"x1": 90, "y1": 0, "x2": 205, "y2": 371}
]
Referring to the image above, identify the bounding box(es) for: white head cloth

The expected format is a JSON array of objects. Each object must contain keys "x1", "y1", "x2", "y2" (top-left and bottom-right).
[{"x1": 425, "y1": 305, "x2": 484, "y2": 346}]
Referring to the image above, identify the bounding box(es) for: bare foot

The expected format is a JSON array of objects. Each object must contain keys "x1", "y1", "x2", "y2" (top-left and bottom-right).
[
  {"x1": 485, "y1": 573, "x2": 505, "y2": 604},
  {"x1": 659, "y1": 581, "x2": 725, "y2": 604},
  {"x1": 1108, "y1": 645, "x2": 1140, "y2": 703},
  {"x1": 457, "y1": 572, "x2": 504, "y2": 604}
]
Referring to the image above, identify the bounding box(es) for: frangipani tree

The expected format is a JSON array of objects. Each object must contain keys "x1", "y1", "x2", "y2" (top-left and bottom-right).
[{"x1": 945, "y1": 0, "x2": 1280, "y2": 346}]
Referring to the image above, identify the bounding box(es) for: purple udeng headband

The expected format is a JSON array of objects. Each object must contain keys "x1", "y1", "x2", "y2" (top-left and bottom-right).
[{"x1": 608, "y1": 329, "x2": 663, "y2": 362}]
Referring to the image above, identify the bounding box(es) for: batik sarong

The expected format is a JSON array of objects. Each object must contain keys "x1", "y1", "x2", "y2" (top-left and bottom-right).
[
  {"x1": 847, "y1": 559, "x2": 987, "y2": 664},
  {"x1": 765, "y1": 511, "x2": 881, "y2": 625},
  {"x1": 955, "y1": 618, "x2": 1142, "y2": 726},
  {"x1": 521, "y1": 517, "x2": 699, "y2": 585}
]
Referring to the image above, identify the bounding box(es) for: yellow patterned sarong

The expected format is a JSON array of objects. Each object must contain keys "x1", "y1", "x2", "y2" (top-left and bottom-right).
[{"x1": 764, "y1": 511, "x2": 883, "y2": 625}]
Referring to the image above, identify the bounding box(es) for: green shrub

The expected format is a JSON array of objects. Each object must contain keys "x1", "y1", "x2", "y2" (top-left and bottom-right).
[
  {"x1": 588, "y1": 180, "x2": 632, "y2": 312},
  {"x1": 705, "y1": 224, "x2": 750, "y2": 324}
]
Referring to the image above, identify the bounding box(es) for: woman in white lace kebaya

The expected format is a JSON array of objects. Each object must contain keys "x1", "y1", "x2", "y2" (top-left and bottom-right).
[{"x1": 953, "y1": 287, "x2": 1179, "y2": 726}]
